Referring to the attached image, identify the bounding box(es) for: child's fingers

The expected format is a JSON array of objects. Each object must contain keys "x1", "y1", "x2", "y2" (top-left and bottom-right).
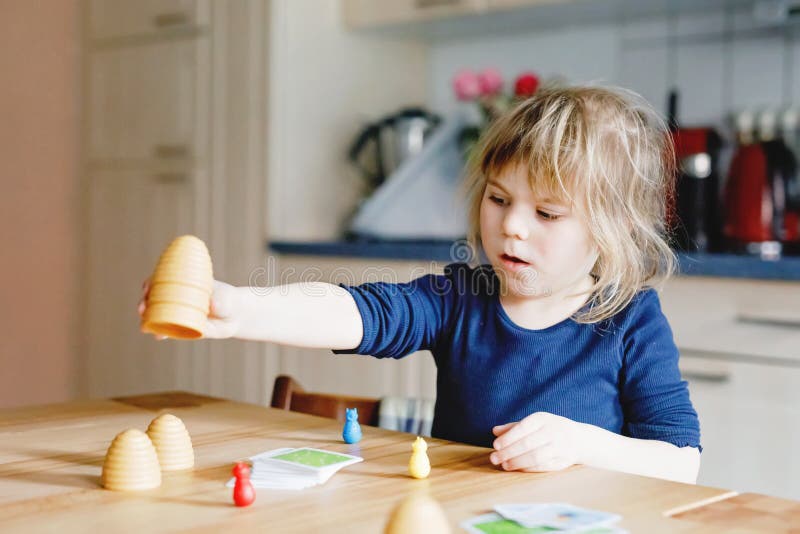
[
  {"x1": 520, "y1": 456, "x2": 572, "y2": 473},
  {"x1": 209, "y1": 280, "x2": 233, "y2": 319},
  {"x1": 492, "y1": 422, "x2": 516, "y2": 436},
  {"x1": 501, "y1": 447, "x2": 557, "y2": 472},
  {"x1": 493, "y1": 414, "x2": 546, "y2": 450},
  {"x1": 203, "y1": 320, "x2": 221, "y2": 339},
  {"x1": 501, "y1": 443, "x2": 557, "y2": 471},
  {"x1": 138, "y1": 321, "x2": 167, "y2": 340},
  {"x1": 138, "y1": 278, "x2": 152, "y2": 316},
  {"x1": 491, "y1": 433, "x2": 550, "y2": 466},
  {"x1": 208, "y1": 297, "x2": 222, "y2": 318},
  {"x1": 203, "y1": 317, "x2": 238, "y2": 340}
]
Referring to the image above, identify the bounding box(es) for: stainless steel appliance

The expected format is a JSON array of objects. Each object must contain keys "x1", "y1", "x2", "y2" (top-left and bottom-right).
[{"x1": 348, "y1": 108, "x2": 440, "y2": 190}]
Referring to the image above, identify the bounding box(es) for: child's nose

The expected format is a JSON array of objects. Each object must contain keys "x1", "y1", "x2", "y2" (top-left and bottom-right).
[{"x1": 502, "y1": 209, "x2": 530, "y2": 240}]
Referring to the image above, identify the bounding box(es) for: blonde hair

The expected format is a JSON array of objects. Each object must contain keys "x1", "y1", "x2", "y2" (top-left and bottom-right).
[{"x1": 464, "y1": 83, "x2": 676, "y2": 324}]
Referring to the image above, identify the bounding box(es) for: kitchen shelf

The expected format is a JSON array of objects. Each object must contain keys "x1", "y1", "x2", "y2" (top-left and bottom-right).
[
  {"x1": 343, "y1": 0, "x2": 755, "y2": 41},
  {"x1": 268, "y1": 239, "x2": 800, "y2": 281}
]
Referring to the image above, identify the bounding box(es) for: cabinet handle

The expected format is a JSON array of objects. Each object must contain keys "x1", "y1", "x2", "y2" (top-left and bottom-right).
[
  {"x1": 679, "y1": 347, "x2": 800, "y2": 368},
  {"x1": 735, "y1": 313, "x2": 800, "y2": 329},
  {"x1": 681, "y1": 370, "x2": 730, "y2": 383},
  {"x1": 415, "y1": 0, "x2": 462, "y2": 8},
  {"x1": 154, "y1": 172, "x2": 189, "y2": 184},
  {"x1": 153, "y1": 144, "x2": 190, "y2": 159},
  {"x1": 153, "y1": 12, "x2": 190, "y2": 28}
]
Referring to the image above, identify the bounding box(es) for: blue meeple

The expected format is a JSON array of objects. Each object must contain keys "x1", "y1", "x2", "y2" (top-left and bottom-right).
[{"x1": 342, "y1": 408, "x2": 362, "y2": 444}]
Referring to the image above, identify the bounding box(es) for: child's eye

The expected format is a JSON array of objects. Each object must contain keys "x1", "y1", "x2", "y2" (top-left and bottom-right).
[
  {"x1": 489, "y1": 195, "x2": 507, "y2": 206},
  {"x1": 537, "y1": 210, "x2": 561, "y2": 221}
]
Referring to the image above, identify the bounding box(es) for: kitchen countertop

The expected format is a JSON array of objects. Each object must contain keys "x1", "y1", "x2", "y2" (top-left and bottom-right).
[{"x1": 268, "y1": 240, "x2": 800, "y2": 281}]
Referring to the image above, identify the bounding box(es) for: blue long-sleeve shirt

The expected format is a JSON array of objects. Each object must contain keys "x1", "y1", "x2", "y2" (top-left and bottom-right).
[{"x1": 334, "y1": 263, "x2": 700, "y2": 450}]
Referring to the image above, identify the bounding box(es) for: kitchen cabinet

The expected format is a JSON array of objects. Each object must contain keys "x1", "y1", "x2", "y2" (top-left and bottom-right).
[
  {"x1": 84, "y1": 10, "x2": 209, "y2": 399},
  {"x1": 661, "y1": 277, "x2": 800, "y2": 366},
  {"x1": 82, "y1": 0, "x2": 272, "y2": 404},
  {"x1": 88, "y1": 0, "x2": 210, "y2": 41},
  {"x1": 88, "y1": 39, "x2": 208, "y2": 164},
  {"x1": 680, "y1": 354, "x2": 800, "y2": 500},
  {"x1": 663, "y1": 276, "x2": 800, "y2": 500},
  {"x1": 342, "y1": 0, "x2": 489, "y2": 29},
  {"x1": 86, "y1": 170, "x2": 199, "y2": 397}
]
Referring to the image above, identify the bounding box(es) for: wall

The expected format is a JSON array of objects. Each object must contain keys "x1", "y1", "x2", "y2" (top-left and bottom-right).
[
  {"x1": 267, "y1": 0, "x2": 428, "y2": 241},
  {"x1": 0, "y1": 0, "x2": 81, "y2": 407},
  {"x1": 429, "y1": 6, "x2": 799, "y2": 133}
]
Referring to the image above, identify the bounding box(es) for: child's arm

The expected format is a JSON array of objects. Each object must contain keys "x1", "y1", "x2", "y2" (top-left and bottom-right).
[
  {"x1": 139, "y1": 280, "x2": 364, "y2": 349},
  {"x1": 580, "y1": 424, "x2": 700, "y2": 483},
  {"x1": 490, "y1": 414, "x2": 700, "y2": 483}
]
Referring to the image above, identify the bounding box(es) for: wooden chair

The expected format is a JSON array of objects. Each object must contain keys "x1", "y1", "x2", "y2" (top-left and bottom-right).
[{"x1": 270, "y1": 375, "x2": 380, "y2": 426}]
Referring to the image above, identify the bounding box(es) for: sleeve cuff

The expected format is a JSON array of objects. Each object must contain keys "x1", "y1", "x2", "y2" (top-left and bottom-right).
[
  {"x1": 625, "y1": 423, "x2": 703, "y2": 452},
  {"x1": 332, "y1": 283, "x2": 373, "y2": 355}
]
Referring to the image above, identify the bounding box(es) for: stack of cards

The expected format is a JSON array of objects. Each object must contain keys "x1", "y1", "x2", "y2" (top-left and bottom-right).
[
  {"x1": 226, "y1": 447, "x2": 363, "y2": 490},
  {"x1": 461, "y1": 503, "x2": 626, "y2": 533}
]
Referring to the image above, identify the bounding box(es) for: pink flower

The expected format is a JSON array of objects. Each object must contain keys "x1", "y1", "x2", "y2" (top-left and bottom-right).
[
  {"x1": 514, "y1": 72, "x2": 540, "y2": 97},
  {"x1": 453, "y1": 69, "x2": 481, "y2": 101},
  {"x1": 478, "y1": 68, "x2": 503, "y2": 96}
]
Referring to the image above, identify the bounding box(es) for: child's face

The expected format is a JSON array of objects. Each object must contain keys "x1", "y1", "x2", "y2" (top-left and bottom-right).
[{"x1": 479, "y1": 165, "x2": 598, "y2": 299}]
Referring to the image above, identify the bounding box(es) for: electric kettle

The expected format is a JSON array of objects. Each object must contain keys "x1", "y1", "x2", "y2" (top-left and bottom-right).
[{"x1": 348, "y1": 107, "x2": 440, "y2": 190}]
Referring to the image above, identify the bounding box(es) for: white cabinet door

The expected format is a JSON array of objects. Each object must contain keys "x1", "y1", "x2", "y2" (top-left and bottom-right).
[
  {"x1": 86, "y1": 170, "x2": 202, "y2": 398},
  {"x1": 89, "y1": 0, "x2": 210, "y2": 40},
  {"x1": 662, "y1": 277, "x2": 800, "y2": 366},
  {"x1": 88, "y1": 38, "x2": 208, "y2": 164},
  {"x1": 681, "y1": 355, "x2": 800, "y2": 500}
]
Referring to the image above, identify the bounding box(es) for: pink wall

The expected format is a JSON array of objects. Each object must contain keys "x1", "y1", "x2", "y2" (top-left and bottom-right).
[{"x1": 0, "y1": 0, "x2": 81, "y2": 407}]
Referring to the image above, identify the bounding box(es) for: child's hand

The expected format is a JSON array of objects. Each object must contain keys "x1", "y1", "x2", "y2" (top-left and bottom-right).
[
  {"x1": 490, "y1": 412, "x2": 587, "y2": 472},
  {"x1": 138, "y1": 279, "x2": 240, "y2": 340}
]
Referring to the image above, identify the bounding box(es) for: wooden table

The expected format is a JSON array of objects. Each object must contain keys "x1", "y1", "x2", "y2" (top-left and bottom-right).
[{"x1": 0, "y1": 391, "x2": 780, "y2": 533}]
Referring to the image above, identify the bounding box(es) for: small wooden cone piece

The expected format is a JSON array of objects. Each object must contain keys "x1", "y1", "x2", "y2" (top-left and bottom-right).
[
  {"x1": 147, "y1": 413, "x2": 195, "y2": 471},
  {"x1": 142, "y1": 235, "x2": 213, "y2": 339},
  {"x1": 384, "y1": 492, "x2": 451, "y2": 534},
  {"x1": 102, "y1": 429, "x2": 162, "y2": 491}
]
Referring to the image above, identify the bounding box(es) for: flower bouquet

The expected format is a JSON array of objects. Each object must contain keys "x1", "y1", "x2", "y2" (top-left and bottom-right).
[{"x1": 452, "y1": 68, "x2": 540, "y2": 158}]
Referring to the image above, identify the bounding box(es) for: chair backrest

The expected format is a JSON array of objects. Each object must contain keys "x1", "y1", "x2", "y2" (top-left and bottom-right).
[{"x1": 270, "y1": 375, "x2": 380, "y2": 426}]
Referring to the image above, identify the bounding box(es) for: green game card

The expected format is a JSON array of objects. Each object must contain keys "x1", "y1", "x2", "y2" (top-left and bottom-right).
[
  {"x1": 270, "y1": 448, "x2": 355, "y2": 469},
  {"x1": 462, "y1": 514, "x2": 559, "y2": 534}
]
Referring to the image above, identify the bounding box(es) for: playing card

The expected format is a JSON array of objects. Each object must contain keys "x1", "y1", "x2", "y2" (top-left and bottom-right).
[
  {"x1": 260, "y1": 447, "x2": 362, "y2": 472},
  {"x1": 462, "y1": 511, "x2": 627, "y2": 534},
  {"x1": 460, "y1": 513, "x2": 558, "y2": 533},
  {"x1": 226, "y1": 447, "x2": 363, "y2": 490},
  {"x1": 511, "y1": 503, "x2": 620, "y2": 530},
  {"x1": 494, "y1": 503, "x2": 547, "y2": 518}
]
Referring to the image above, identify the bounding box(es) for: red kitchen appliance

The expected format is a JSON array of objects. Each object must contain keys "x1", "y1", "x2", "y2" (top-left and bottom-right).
[{"x1": 723, "y1": 138, "x2": 800, "y2": 257}]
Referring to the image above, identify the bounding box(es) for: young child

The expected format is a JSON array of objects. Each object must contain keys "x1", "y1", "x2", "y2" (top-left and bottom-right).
[{"x1": 139, "y1": 84, "x2": 701, "y2": 484}]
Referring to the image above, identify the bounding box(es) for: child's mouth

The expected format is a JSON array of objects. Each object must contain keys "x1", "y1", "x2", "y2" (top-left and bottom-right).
[{"x1": 500, "y1": 254, "x2": 530, "y2": 271}]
